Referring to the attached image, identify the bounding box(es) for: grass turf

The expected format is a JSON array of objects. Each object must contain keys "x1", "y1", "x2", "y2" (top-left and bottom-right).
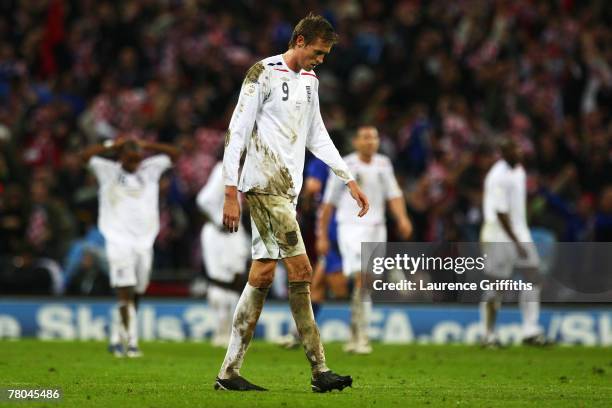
[{"x1": 0, "y1": 340, "x2": 610, "y2": 407}]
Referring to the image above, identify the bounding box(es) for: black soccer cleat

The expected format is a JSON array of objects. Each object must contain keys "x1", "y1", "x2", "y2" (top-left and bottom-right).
[
  {"x1": 480, "y1": 338, "x2": 505, "y2": 349},
  {"x1": 311, "y1": 370, "x2": 353, "y2": 393},
  {"x1": 522, "y1": 334, "x2": 554, "y2": 347},
  {"x1": 214, "y1": 376, "x2": 267, "y2": 391}
]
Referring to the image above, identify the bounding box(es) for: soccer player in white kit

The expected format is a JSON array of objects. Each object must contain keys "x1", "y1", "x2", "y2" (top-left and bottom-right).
[
  {"x1": 196, "y1": 161, "x2": 249, "y2": 347},
  {"x1": 480, "y1": 140, "x2": 548, "y2": 346},
  {"x1": 319, "y1": 126, "x2": 413, "y2": 354},
  {"x1": 81, "y1": 138, "x2": 179, "y2": 357},
  {"x1": 216, "y1": 14, "x2": 369, "y2": 392}
]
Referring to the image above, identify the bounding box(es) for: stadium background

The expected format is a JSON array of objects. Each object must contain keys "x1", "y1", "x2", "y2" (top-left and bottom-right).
[{"x1": 0, "y1": 0, "x2": 610, "y2": 345}]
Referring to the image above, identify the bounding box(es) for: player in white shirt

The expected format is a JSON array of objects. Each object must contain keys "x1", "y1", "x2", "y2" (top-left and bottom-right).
[
  {"x1": 217, "y1": 14, "x2": 369, "y2": 392},
  {"x1": 319, "y1": 126, "x2": 413, "y2": 354},
  {"x1": 480, "y1": 140, "x2": 548, "y2": 346},
  {"x1": 81, "y1": 138, "x2": 179, "y2": 357},
  {"x1": 196, "y1": 161, "x2": 249, "y2": 347}
]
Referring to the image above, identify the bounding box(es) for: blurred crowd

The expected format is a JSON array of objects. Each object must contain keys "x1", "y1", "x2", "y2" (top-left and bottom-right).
[{"x1": 0, "y1": 0, "x2": 611, "y2": 295}]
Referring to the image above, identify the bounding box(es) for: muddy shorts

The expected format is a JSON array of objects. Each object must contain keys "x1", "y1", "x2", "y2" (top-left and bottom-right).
[{"x1": 245, "y1": 193, "x2": 306, "y2": 260}]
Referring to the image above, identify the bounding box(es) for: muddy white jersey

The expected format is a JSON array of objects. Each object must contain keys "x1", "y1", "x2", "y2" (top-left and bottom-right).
[
  {"x1": 323, "y1": 153, "x2": 402, "y2": 225},
  {"x1": 89, "y1": 155, "x2": 171, "y2": 248},
  {"x1": 223, "y1": 54, "x2": 352, "y2": 200}
]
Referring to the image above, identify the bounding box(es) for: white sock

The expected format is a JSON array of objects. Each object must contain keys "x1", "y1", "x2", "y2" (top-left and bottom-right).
[
  {"x1": 218, "y1": 284, "x2": 268, "y2": 379},
  {"x1": 350, "y1": 287, "x2": 362, "y2": 344},
  {"x1": 358, "y1": 290, "x2": 372, "y2": 345},
  {"x1": 479, "y1": 300, "x2": 501, "y2": 342},
  {"x1": 127, "y1": 303, "x2": 138, "y2": 348},
  {"x1": 211, "y1": 299, "x2": 222, "y2": 343},
  {"x1": 110, "y1": 305, "x2": 128, "y2": 345},
  {"x1": 212, "y1": 297, "x2": 234, "y2": 344},
  {"x1": 479, "y1": 301, "x2": 493, "y2": 341},
  {"x1": 519, "y1": 285, "x2": 541, "y2": 338},
  {"x1": 110, "y1": 307, "x2": 120, "y2": 344}
]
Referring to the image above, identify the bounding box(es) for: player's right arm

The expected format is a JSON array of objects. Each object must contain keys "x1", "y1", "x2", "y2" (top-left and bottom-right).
[{"x1": 222, "y1": 62, "x2": 267, "y2": 233}]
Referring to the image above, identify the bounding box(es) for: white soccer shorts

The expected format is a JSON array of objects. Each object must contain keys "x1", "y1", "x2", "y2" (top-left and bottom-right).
[
  {"x1": 246, "y1": 193, "x2": 306, "y2": 260},
  {"x1": 105, "y1": 241, "x2": 153, "y2": 294},
  {"x1": 480, "y1": 228, "x2": 540, "y2": 278},
  {"x1": 201, "y1": 223, "x2": 249, "y2": 282},
  {"x1": 338, "y1": 223, "x2": 387, "y2": 276}
]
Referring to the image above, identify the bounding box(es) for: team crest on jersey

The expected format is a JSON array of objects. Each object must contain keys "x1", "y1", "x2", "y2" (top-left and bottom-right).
[{"x1": 306, "y1": 85, "x2": 311, "y2": 103}]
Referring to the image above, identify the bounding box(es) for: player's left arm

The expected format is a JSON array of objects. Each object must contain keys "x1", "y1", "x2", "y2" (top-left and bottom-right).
[
  {"x1": 138, "y1": 140, "x2": 181, "y2": 162},
  {"x1": 384, "y1": 159, "x2": 412, "y2": 239}
]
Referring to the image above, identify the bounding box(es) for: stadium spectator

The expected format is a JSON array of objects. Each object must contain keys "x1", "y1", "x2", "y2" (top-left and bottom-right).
[{"x1": 0, "y1": 0, "x2": 610, "y2": 294}]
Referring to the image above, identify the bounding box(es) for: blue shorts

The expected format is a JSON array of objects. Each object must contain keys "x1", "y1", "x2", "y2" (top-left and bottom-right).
[{"x1": 323, "y1": 242, "x2": 342, "y2": 274}]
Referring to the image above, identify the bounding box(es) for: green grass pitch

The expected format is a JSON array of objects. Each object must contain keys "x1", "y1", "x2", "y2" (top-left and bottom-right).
[{"x1": 0, "y1": 340, "x2": 610, "y2": 407}]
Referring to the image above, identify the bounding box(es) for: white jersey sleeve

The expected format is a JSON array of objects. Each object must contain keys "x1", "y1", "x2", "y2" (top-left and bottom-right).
[
  {"x1": 88, "y1": 156, "x2": 117, "y2": 185},
  {"x1": 306, "y1": 84, "x2": 353, "y2": 184},
  {"x1": 382, "y1": 156, "x2": 403, "y2": 200},
  {"x1": 223, "y1": 62, "x2": 269, "y2": 186},
  {"x1": 141, "y1": 154, "x2": 172, "y2": 181},
  {"x1": 322, "y1": 171, "x2": 345, "y2": 206},
  {"x1": 196, "y1": 162, "x2": 224, "y2": 228}
]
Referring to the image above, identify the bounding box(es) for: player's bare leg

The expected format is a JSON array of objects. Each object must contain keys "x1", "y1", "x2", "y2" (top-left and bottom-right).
[
  {"x1": 216, "y1": 259, "x2": 274, "y2": 391},
  {"x1": 109, "y1": 286, "x2": 133, "y2": 357},
  {"x1": 479, "y1": 290, "x2": 502, "y2": 347},
  {"x1": 519, "y1": 268, "x2": 550, "y2": 346},
  {"x1": 310, "y1": 258, "x2": 326, "y2": 305},
  {"x1": 345, "y1": 274, "x2": 372, "y2": 354},
  {"x1": 284, "y1": 254, "x2": 352, "y2": 392},
  {"x1": 327, "y1": 272, "x2": 348, "y2": 299}
]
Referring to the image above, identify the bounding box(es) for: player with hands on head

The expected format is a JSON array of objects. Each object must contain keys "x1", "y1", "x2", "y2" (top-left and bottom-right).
[{"x1": 81, "y1": 137, "x2": 179, "y2": 357}]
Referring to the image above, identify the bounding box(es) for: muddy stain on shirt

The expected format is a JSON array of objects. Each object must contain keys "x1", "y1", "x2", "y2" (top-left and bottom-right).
[
  {"x1": 249, "y1": 125, "x2": 295, "y2": 198},
  {"x1": 332, "y1": 168, "x2": 351, "y2": 182},
  {"x1": 244, "y1": 62, "x2": 264, "y2": 84}
]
